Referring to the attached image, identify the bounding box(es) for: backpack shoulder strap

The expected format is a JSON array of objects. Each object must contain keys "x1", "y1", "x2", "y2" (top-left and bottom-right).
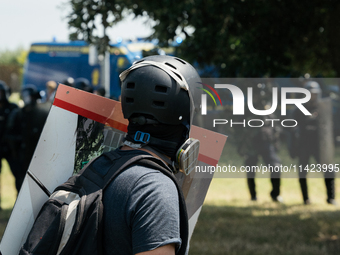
[
  {"x1": 79, "y1": 150, "x2": 156, "y2": 190},
  {"x1": 102, "y1": 153, "x2": 156, "y2": 189}
]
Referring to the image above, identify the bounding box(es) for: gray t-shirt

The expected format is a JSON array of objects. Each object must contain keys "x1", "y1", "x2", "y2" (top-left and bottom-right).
[{"x1": 103, "y1": 150, "x2": 181, "y2": 255}]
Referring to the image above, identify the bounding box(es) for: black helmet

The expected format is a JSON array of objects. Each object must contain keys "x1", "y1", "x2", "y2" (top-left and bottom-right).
[
  {"x1": 304, "y1": 81, "x2": 321, "y2": 94},
  {"x1": 0, "y1": 80, "x2": 10, "y2": 102},
  {"x1": 21, "y1": 84, "x2": 41, "y2": 106},
  {"x1": 22, "y1": 84, "x2": 41, "y2": 99},
  {"x1": 119, "y1": 55, "x2": 202, "y2": 133},
  {"x1": 74, "y1": 78, "x2": 93, "y2": 93},
  {"x1": 63, "y1": 77, "x2": 75, "y2": 87}
]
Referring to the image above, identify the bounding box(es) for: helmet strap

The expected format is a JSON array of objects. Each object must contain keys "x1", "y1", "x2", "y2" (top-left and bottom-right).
[
  {"x1": 124, "y1": 133, "x2": 179, "y2": 158},
  {"x1": 122, "y1": 138, "x2": 177, "y2": 173}
]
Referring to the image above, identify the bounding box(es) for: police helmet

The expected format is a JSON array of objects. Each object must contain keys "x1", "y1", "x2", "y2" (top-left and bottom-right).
[
  {"x1": 22, "y1": 84, "x2": 41, "y2": 99},
  {"x1": 74, "y1": 78, "x2": 93, "y2": 93},
  {"x1": 304, "y1": 81, "x2": 321, "y2": 94},
  {"x1": 63, "y1": 77, "x2": 75, "y2": 87},
  {"x1": 21, "y1": 84, "x2": 41, "y2": 106},
  {"x1": 119, "y1": 55, "x2": 202, "y2": 133}
]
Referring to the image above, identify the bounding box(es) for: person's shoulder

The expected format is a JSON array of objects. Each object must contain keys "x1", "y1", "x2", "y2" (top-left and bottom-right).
[
  {"x1": 107, "y1": 148, "x2": 177, "y2": 191},
  {"x1": 111, "y1": 153, "x2": 176, "y2": 190},
  {"x1": 8, "y1": 102, "x2": 18, "y2": 109},
  {"x1": 119, "y1": 163, "x2": 174, "y2": 187},
  {"x1": 8, "y1": 105, "x2": 21, "y2": 119}
]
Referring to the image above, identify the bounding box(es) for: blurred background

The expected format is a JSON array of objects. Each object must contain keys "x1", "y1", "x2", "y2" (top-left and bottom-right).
[{"x1": 1, "y1": 0, "x2": 340, "y2": 254}]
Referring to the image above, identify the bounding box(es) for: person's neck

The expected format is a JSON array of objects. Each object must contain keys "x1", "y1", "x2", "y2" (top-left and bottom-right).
[{"x1": 120, "y1": 145, "x2": 171, "y2": 165}]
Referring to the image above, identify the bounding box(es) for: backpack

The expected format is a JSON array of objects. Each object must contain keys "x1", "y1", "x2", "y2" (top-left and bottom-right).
[{"x1": 19, "y1": 149, "x2": 189, "y2": 255}]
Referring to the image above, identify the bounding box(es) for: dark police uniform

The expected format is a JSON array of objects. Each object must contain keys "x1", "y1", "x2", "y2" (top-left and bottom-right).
[
  {"x1": 293, "y1": 103, "x2": 335, "y2": 204},
  {"x1": 242, "y1": 117, "x2": 282, "y2": 201},
  {"x1": 7, "y1": 86, "x2": 49, "y2": 192}
]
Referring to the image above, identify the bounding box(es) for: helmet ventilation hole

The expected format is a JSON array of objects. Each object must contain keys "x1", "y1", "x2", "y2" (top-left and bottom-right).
[
  {"x1": 165, "y1": 62, "x2": 177, "y2": 69},
  {"x1": 127, "y1": 82, "x2": 135, "y2": 89},
  {"x1": 153, "y1": 101, "x2": 165, "y2": 107},
  {"x1": 126, "y1": 97, "x2": 134, "y2": 103},
  {"x1": 174, "y1": 58, "x2": 186, "y2": 64},
  {"x1": 171, "y1": 71, "x2": 183, "y2": 81},
  {"x1": 155, "y1": 85, "x2": 168, "y2": 93}
]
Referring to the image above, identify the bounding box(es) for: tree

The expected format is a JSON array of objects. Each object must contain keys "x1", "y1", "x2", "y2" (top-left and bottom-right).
[
  {"x1": 66, "y1": 0, "x2": 340, "y2": 77},
  {"x1": 0, "y1": 48, "x2": 27, "y2": 91}
]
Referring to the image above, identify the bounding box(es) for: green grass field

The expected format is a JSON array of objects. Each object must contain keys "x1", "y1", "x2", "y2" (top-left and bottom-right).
[
  {"x1": 1, "y1": 143, "x2": 339, "y2": 255},
  {"x1": 0, "y1": 160, "x2": 17, "y2": 240},
  {"x1": 189, "y1": 177, "x2": 340, "y2": 255}
]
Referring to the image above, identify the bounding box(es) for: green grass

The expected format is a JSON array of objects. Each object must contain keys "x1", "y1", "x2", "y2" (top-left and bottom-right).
[
  {"x1": 188, "y1": 142, "x2": 340, "y2": 255},
  {"x1": 0, "y1": 159, "x2": 17, "y2": 238},
  {"x1": 1, "y1": 143, "x2": 340, "y2": 254},
  {"x1": 189, "y1": 178, "x2": 340, "y2": 255}
]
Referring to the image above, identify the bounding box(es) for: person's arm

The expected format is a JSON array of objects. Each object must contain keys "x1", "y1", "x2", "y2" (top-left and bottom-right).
[
  {"x1": 128, "y1": 170, "x2": 182, "y2": 255},
  {"x1": 135, "y1": 243, "x2": 175, "y2": 255}
]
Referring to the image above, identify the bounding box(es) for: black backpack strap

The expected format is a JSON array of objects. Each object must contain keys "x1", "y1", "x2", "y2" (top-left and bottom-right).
[
  {"x1": 102, "y1": 153, "x2": 158, "y2": 189},
  {"x1": 79, "y1": 150, "x2": 156, "y2": 190}
]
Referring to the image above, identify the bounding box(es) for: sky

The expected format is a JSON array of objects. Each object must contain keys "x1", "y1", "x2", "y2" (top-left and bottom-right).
[{"x1": 0, "y1": 0, "x2": 153, "y2": 51}]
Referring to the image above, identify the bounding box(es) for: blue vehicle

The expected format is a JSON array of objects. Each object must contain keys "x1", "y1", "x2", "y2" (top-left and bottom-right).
[{"x1": 23, "y1": 40, "x2": 160, "y2": 99}]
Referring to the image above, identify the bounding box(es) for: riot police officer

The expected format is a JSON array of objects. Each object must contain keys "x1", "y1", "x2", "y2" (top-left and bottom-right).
[
  {"x1": 292, "y1": 81, "x2": 336, "y2": 205},
  {"x1": 74, "y1": 78, "x2": 93, "y2": 93},
  {"x1": 7, "y1": 85, "x2": 49, "y2": 191},
  {"x1": 0, "y1": 80, "x2": 20, "y2": 201},
  {"x1": 238, "y1": 82, "x2": 283, "y2": 202}
]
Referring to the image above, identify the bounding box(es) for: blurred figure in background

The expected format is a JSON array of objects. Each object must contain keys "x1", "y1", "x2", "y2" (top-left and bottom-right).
[
  {"x1": 291, "y1": 81, "x2": 336, "y2": 205},
  {"x1": 44, "y1": 80, "x2": 57, "y2": 103},
  {"x1": 62, "y1": 77, "x2": 75, "y2": 87},
  {"x1": 237, "y1": 82, "x2": 282, "y2": 202},
  {"x1": 74, "y1": 77, "x2": 93, "y2": 93},
  {"x1": 0, "y1": 80, "x2": 20, "y2": 206},
  {"x1": 40, "y1": 80, "x2": 57, "y2": 110},
  {"x1": 94, "y1": 87, "x2": 106, "y2": 97},
  {"x1": 7, "y1": 85, "x2": 49, "y2": 192}
]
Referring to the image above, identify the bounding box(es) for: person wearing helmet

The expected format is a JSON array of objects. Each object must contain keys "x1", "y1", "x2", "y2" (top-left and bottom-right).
[
  {"x1": 292, "y1": 81, "x2": 336, "y2": 205},
  {"x1": 102, "y1": 55, "x2": 202, "y2": 255},
  {"x1": 237, "y1": 82, "x2": 283, "y2": 202},
  {"x1": 0, "y1": 80, "x2": 20, "y2": 206},
  {"x1": 6, "y1": 84, "x2": 49, "y2": 192},
  {"x1": 94, "y1": 87, "x2": 106, "y2": 97},
  {"x1": 62, "y1": 77, "x2": 75, "y2": 87},
  {"x1": 73, "y1": 77, "x2": 93, "y2": 93}
]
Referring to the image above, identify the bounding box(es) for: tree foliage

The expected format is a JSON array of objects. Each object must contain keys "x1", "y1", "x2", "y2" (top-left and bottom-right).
[
  {"x1": 0, "y1": 47, "x2": 26, "y2": 66},
  {"x1": 0, "y1": 48, "x2": 27, "y2": 91},
  {"x1": 66, "y1": 0, "x2": 340, "y2": 77}
]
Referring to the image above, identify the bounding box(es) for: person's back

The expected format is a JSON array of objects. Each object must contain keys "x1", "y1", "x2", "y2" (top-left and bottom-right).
[
  {"x1": 102, "y1": 149, "x2": 181, "y2": 254},
  {"x1": 102, "y1": 55, "x2": 202, "y2": 254}
]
